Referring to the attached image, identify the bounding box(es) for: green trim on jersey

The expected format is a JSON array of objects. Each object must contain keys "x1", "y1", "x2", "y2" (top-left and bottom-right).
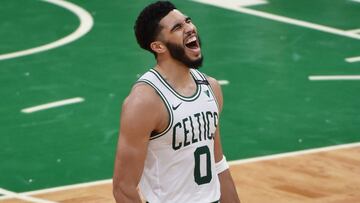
[
  {"x1": 150, "y1": 69, "x2": 202, "y2": 102},
  {"x1": 136, "y1": 79, "x2": 174, "y2": 140},
  {"x1": 194, "y1": 70, "x2": 220, "y2": 113}
]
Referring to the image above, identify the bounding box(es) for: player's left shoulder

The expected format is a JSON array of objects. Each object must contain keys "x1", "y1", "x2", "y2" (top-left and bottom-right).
[
  {"x1": 196, "y1": 71, "x2": 218, "y2": 87},
  {"x1": 202, "y1": 74, "x2": 221, "y2": 93},
  {"x1": 203, "y1": 74, "x2": 223, "y2": 111},
  {"x1": 206, "y1": 75, "x2": 220, "y2": 88}
]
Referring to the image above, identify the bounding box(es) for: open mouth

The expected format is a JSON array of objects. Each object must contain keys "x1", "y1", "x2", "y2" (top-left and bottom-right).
[{"x1": 185, "y1": 36, "x2": 199, "y2": 50}]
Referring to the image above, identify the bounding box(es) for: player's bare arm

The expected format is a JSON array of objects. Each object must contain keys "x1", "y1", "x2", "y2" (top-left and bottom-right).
[
  {"x1": 112, "y1": 83, "x2": 168, "y2": 203},
  {"x1": 114, "y1": 1, "x2": 239, "y2": 202},
  {"x1": 208, "y1": 76, "x2": 241, "y2": 203}
]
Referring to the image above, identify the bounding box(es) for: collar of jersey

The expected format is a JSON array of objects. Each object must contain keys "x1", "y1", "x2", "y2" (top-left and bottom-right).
[{"x1": 150, "y1": 69, "x2": 202, "y2": 102}]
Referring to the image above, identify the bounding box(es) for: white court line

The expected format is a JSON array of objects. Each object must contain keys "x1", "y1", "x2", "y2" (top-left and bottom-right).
[
  {"x1": 21, "y1": 97, "x2": 84, "y2": 113},
  {"x1": 0, "y1": 142, "x2": 359, "y2": 201},
  {"x1": 0, "y1": 180, "x2": 111, "y2": 201},
  {"x1": 191, "y1": 0, "x2": 360, "y2": 40},
  {"x1": 345, "y1": 56, "x2": 360, "y2": 63},
  {"x1": 351, "y1": 0, "x2": 360, "y2": 3},
  {"x1": 218, "y1": 80, "x2": 230, "y2": 85},
  {"x1": 0, "y1": 0, "x2": 93, "y2": 61},
  {"x1": 24, "y1": 179, "x2": 112, "y2": 196},
  {"x1": 0, "y1": 188, "x2": 56, "y2": 203},
  {"x1": 222, "y1": 0, "x2": 267, "y2": 7},
  {"x1": 228, "y1": 142, "x2": 360, "y2": 165},
  {"x1": 309, "y1": 75, "x2": 360, "y2": 81},
  {"x1": 346, "y1": 28, "x2": 360, "y2": 34}
]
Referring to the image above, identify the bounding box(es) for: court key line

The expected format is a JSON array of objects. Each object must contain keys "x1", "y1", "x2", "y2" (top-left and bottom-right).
[
  {"x1": 0, "y1": 141, "x2": 359, "y2": 201},
  {"x1": 308, "y1": 75, "x2": 360, "y2": 81},
  {"x1": 0, "y1": 0, "x2": 93, "y2": 61},
  {"x1": 21, "y1": 97, "x2": 85, "y2": 113},
  {"x1": 345, "y1": 56, "x2": 360, "y2": 63},
  {"x1": 191, "y1": 0, "x2": 360, "y2": 40},
  {"x1": 0, "y1": 188, "x2": 56, "y2": 203}
]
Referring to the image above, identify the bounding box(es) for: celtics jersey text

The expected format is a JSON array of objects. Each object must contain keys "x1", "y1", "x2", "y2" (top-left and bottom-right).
[{"x1": 137, "y1": 69, "x2": 220, "y2": 203}]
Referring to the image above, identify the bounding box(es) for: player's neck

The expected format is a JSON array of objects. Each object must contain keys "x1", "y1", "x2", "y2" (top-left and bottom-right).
[
  {"x1": 155, "y1": 60, "x2": 196, "y2": 95},
  {"x1": 156, "y1": 58, "x2": 192, "y2": 80}
]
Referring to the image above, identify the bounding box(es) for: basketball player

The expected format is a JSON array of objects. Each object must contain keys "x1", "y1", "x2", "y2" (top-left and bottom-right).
[{"x1": 113, "y1": 1, "x2": 240, "y2": 203}]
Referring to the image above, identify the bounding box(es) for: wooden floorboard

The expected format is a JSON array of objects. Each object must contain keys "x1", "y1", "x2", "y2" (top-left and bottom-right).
[
  {"x1": 1, "y1": 147, "x2": 359, "y2": 203},
  {"x1": 232, "y1": 146, "x2": 360, "y2": 203}
]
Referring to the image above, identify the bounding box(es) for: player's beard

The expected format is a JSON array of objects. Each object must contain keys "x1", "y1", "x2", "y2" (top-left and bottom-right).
[{"x1": 165, "y1": 37, "x2": 203, "y2": 69}]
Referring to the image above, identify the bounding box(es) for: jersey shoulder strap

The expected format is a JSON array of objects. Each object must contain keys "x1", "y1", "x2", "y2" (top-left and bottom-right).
[{"x1": 136, "y1": 70, "x2": 174, "y2": 139}]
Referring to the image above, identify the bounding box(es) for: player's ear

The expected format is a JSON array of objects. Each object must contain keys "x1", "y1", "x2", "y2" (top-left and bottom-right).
[{"x1": 150, "y1": 41, "x2": 166, "y2": 54}]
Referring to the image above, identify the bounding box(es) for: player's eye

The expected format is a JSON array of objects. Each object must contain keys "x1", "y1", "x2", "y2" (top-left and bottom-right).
[{"x1": 171, "y1": 23, "x2": 183, "y2": 32}]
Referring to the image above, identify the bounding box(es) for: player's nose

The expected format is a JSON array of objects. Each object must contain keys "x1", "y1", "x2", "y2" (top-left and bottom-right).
[{"x1": 184, "y1": 22, "x2": 196, "y2": 35}]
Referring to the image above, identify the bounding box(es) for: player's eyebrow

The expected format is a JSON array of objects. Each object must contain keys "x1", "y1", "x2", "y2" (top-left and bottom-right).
[{"x1": 170, "y1": 16, "x2": 191, "y2": 32}]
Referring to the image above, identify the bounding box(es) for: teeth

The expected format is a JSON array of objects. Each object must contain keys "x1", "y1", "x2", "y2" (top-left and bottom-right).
[{"x1": 186, "y1": 36, "x2": 197, "y2": 44}]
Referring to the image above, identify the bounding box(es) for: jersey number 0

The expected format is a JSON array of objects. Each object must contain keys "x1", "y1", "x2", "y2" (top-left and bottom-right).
[{"x1": 194, "y1": 146, "x2": 212, "y2": 185}]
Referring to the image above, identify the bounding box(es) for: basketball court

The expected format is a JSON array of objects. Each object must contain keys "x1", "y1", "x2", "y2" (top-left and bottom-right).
[{"x1": 0, "y1": 0, "x2": 359, "y2": 202}]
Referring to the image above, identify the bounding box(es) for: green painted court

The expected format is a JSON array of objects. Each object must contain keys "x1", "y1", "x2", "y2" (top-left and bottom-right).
[{"x1": 0, "y1": 0, "x2": 359, "y2": 193}]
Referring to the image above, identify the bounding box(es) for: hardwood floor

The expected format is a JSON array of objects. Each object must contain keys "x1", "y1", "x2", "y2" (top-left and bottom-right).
[
  {"x1": 233, "y1": 147, "x2": 360, "y2": 203},
  {"x1": 1, "y1": 146, "x2": 359, "y2": 203}
]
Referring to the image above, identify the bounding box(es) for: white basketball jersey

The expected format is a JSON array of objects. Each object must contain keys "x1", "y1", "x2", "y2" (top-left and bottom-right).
[{"x1": 137, "y1": 69, "x2": 220, "y2": 203}]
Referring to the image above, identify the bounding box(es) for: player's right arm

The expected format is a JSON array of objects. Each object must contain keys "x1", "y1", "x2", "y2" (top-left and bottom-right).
[{"x1": 112, "y1": 83, "x2": 167, "y2": 203}]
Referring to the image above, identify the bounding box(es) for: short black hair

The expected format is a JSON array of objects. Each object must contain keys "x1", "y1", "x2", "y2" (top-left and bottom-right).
[{"x1": 134, "y1": 1, "x2": 176, "y2": 54}]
